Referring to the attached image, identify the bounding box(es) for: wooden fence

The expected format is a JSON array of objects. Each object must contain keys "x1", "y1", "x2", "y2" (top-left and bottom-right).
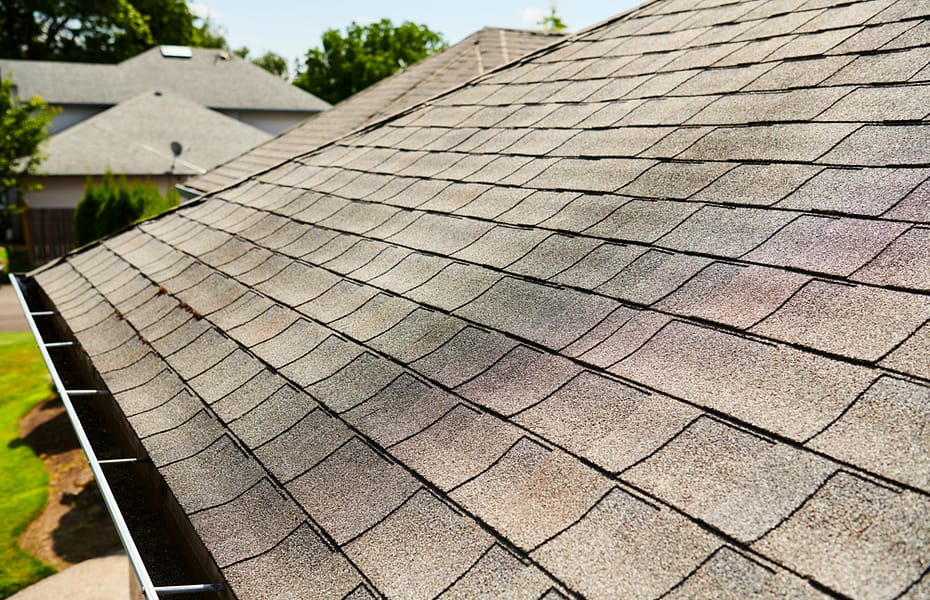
[{"x1": 24, "y1": 208, "x2": 74, "y2": 266}]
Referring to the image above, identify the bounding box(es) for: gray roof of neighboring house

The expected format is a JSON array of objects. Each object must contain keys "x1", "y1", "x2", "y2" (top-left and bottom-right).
[
  {"x1": 27, "y1": 0, "x2": 930, "y2": 598},
  {"x1": 186, "y1": 28, "x2": 563, "y2": 193},
  {"x1": 0, "y1": 60, "x2": 119, "y2": 105},
  {"x1": 0, "y1": 47, "x2": 329, "y2": 112},
  {"x1": 40, "y1": 90, "x2": 271, "y2": 176}
]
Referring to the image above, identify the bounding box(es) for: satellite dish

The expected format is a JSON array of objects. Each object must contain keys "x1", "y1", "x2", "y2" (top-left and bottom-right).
[{"x1": 168, "y1": 141, "x2": 184, "y2": 174}]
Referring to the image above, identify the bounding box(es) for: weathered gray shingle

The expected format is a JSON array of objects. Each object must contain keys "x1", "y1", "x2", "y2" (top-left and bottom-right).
[
  {"x1": 286, "y1": 437, "x2": 419, "y2": 544},
  {"x1": 753, "y1": 472, "x2": 930, "y2": 599},
  {"x1": 533, "y1": 487, "x2": 720, "y2": 599},
  {"x1": 26, "y1": 1, "x2": 930, "y2": 597},
  {"x1": 186, "y1": 29, "x2": 563, "y2": 193},
  {"x1": 345, "y1": 490, "x2": 494, "y2": 599}
]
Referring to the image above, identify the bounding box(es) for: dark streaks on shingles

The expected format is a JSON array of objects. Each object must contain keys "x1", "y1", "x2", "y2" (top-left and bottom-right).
[{"x1": 30, "y1": 2, "x2": 930, "y2": 599}]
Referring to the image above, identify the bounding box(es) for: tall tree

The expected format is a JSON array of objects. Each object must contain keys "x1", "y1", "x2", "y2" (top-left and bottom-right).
[
  {"x1": 0, "y1": 0, "x2": 229, "y2": 63},
  {"x1": 295, "y1": 19, "x2": 445, "y2": 105},
  {"x1": 0, "y1": 75, "x2": 57, "y2": 197},
  {"x1": 252, "y1": 51, "x2": 289, "y2": 80},
  {"x1": 236, "y1": 47, "x2": 290, "y2": 80},
  {"x1": 0, "y1": 74, "x2": 57, "y2": 246}
]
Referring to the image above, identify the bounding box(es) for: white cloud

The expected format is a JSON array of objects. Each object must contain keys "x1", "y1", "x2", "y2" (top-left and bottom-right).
[
  {"x1": 188, "y1": 2, "x2": 220, "y2": 20},
  {"x1": 520, "y1": 6, "x2": 545, "y2": 25}
]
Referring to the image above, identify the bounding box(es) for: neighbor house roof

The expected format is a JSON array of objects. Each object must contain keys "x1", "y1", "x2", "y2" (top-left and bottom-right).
[
  {"x1": 0, "y1": 47, "x2": 329, "y2": 112},
  {"x1": 0, "y1": 60, "x2": 118, "y2": 104},
  {"x1": 40, "y1": 90, "x2": 271, "y2": 176},
  {"x1": 186, "y1": 28, "x2": 563, "y2": 193},
  {"x1": 25, "y1": 0, "x2": 930, "y2": 598}
]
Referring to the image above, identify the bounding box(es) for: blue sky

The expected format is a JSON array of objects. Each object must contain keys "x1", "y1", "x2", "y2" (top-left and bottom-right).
[{"x1": 189, "y1": 1, "x2": 637, "y2": 73}]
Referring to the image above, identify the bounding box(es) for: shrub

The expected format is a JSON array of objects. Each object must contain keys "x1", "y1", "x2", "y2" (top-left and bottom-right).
[{"x1": 73, "y1": 172, "x2": 179, "y2": 246}]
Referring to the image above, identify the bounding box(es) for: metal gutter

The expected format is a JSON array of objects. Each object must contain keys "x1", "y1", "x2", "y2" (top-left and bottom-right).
[
  {"x1": 174, "y1": 183, "x2": 204, "y2": 201},
  {"x1": 9, "y1": 273, "x2": 223, "y2": 599}
]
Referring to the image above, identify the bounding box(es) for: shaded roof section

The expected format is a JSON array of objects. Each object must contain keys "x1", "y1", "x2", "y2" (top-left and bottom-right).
[
  {"x1": 28, "y1": 0, "x2": 930, "y2": 598},
  {"x1": 186, "y1": 28, "x2": 563, "y2": 194},
  {"x1": 0, "y1": 47, "x2": 329, "y2": 112},
  {"x1": 40, "y1": 91, "x2": 271, "y2": 176}
]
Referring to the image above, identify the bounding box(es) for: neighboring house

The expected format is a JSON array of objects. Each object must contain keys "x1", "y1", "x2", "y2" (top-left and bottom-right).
[
  {"x1": 186, "y1": 28, "x2": 563, "y2": 194},
  {"x1": 13, "y1": 2, "x2": 930, "y2": 600},
  {"x1": 0, "y1": 46, "x2": 329, "y2": 263},
  {"x1": 0, "y1": 46, "x2": 330, "y2": 135}
]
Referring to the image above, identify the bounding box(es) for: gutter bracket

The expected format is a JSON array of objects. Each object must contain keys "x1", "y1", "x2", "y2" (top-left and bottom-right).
[{"x1": 10, "y1": 273, "x2": 166, "y2": 599}]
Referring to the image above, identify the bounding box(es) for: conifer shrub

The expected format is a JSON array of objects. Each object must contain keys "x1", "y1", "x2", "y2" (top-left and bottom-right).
[{"x1": 73, "y1": 172, "x2": 179, "y2": 246}]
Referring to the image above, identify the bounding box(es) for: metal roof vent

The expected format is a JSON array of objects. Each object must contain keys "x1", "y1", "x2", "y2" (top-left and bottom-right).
[{"x1": 159, "y1": 45, "x2": 193, "y2": 59}]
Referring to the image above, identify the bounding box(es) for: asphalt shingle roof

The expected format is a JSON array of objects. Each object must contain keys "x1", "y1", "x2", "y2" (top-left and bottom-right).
[
  {"x1": 40, "y1": 90, "x2": 271, "y2": 175},
  {"x1": 185, "y1": 28, "x2": 563, "y2": 194},
  {"x1": 26, "y1": 0, "x2": 930, "y2": 598},
  {"x1": 0, "y1": 47, "x2": 329, "y2": 112}
]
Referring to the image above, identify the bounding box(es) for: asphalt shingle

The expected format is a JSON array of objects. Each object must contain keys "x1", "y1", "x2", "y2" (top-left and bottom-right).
[
  {"x1": 437, "y1": 544, "x2": 556, "y2": 599},
  {"x1": 287, "y1": 437, "x2": 419, "y2": 544},
  {"x1": 26, "y1": 2, "x2": 930, "y2": 597},
  {"x1": 255, "y1": 409, "x2": 352, "y2": 483},
  {"x1": 515, "y1": 371, "x2": 700, "y2": 473},
  {"x1": 343, "y1": 374, "x2": 459, "y2": 447},
  {"x1": 189, "y1": 479, "x2": 306, "y2": 567},
  {"x1": 613, "y1": 321, "x2": 874, "y2": 440},
  {"x1": 224, "y1": 525, "x2": 362, "y2": 600},
  {"x1": 753, "y1": 472, "x2": 930, "y2": 599},
  {"x1": 451, "y1": 438, "x2": 613, "y2": 550},
  {"x1": 750, "y1": 280, "x2": 930, "y2": 360},
  {"x1": 664, "y1": 547, "x2": 828, "y2": 599},
  {"x1": 345, "y1": 490, "x2": 494, "y2": 600},
  {"x1": 532, "y1": 487, "x2": 720, "y2": 600},
  {"x1": 808, "y1": 376, "x2": 930, "y2": 491},
  {"x1": 390, "y1": 405, "x2": 523, "y2": 490},
  {"x1": 623, "y1": 417, "x2": 836, "y2": 541}
]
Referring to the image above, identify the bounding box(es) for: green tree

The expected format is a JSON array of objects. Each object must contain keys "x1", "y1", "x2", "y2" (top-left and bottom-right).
[
  {"x1": 73, "y1": 172, "x2": 179, "y2": 246},
  {"x1": 538, "y1": 1, "x2": 568, "y2": 32},
  {"x1": 295, "y1": 19, "x2": 445, "y2": 104},
  {"x1": 252, "y1": 51, "x2": 289, "y2": 80},
  {"x1": 0, "y1": 74, "x2": 55, "y2": 264},
  {"x1": 189, "y1": 16, "x2": 230, "y2": 50},
  {"x1": 0, "y1": 0, "x2": 229, "y2": 63},
  {"x1": 236, "y1": 47, "x2": 290, "y2": 80},
  {"x1": 0, "y1": 74, "x2": 57, "y2": 199}
]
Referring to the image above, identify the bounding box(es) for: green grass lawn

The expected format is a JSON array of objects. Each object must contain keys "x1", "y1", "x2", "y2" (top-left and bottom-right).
[{"x1": 0, "y1": 332, "x2": 56, "y2": 598}]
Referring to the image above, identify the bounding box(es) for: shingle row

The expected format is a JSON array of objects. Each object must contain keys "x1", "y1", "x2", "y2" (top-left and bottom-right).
[{"x1": 30, "y1": 0, "x2": 930, "y2": 597}]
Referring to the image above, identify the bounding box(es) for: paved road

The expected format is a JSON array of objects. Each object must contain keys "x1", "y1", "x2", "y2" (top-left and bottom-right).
[
  {"x1": 0, "y1": 283, "x2": 28, "y2": 333},
  {"x1": 9, "y1": 554, "x2": 130, "y2": 600}
]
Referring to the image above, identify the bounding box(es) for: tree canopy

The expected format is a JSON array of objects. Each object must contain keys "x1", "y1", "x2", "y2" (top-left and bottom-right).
[
  {"x1": 294, "y1": 19, "x2": 445, "y2": 105},
  {"x1": 0, "y1": 75, "x2": 56, "y2": 251},
  {"x1": 252, "y1": 51, "x2": 289, "y2": 80},
  {"x1": 0, "y1": 75, "x2": 57, "y2": 196},
  {"x1": 0, "y1": 0, "x2": 229, "y2": 63},
  {"x1": 235, "y1": 47, "x2": 290, "y2": 80}
]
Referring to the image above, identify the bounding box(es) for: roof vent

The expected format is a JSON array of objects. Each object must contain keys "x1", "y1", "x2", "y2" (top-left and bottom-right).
[{"x1": 159, "y1": 45, "x2": 193, "y2": 59}]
